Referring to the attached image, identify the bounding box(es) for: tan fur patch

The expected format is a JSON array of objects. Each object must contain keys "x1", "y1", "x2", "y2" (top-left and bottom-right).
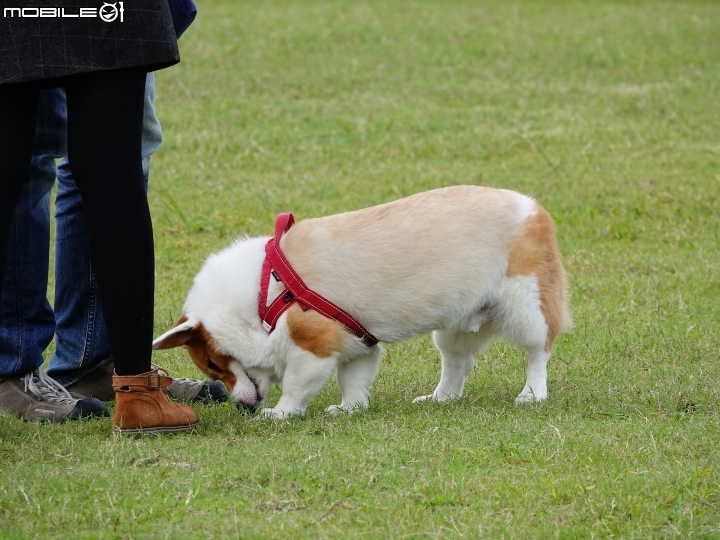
[
  {"x1": 506, "y1": 205, "x2": 569, "y2": 352},
  {"x1": 286, "y1": 303, "x2": 345, "y2": 358},
  {"x1": 182, "y1": 321, "x2": 237, "y2": 391}
]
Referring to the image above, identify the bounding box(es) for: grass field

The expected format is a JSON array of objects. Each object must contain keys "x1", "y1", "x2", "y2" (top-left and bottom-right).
[{"x1": 1, "y1": 0, "x2": 719, "y2": 537}]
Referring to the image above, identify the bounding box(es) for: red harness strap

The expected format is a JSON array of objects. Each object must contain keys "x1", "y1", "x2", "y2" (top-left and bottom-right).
[{"x1": 258, "y1": 213, "x2": 379, "y2": 347}]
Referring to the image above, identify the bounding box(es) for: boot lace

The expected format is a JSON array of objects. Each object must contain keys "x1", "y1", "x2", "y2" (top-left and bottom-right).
[{"x1": 23, "y1": 370, "x2": 76, "y2": 404}]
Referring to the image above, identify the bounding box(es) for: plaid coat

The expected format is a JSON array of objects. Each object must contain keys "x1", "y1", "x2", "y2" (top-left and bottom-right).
[{"x1": 0, "y1": 0, "x2": 179, "y2": 85}]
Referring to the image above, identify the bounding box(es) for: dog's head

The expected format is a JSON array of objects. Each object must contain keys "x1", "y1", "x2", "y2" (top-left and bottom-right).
[{"x1": 152, "y1": 315, "x2": 272, "y2": 411}]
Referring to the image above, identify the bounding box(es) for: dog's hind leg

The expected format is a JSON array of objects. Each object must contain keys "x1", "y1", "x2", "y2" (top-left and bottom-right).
[
  {"x1": 503, "y1": 205, "x2": 570, "y2": 404},
  {"x1": 413, "y1": 325, "x2": 494, "y2": 403},
  {"x1": 515, "y1": 345, "x2": 551, "y2": 404},
  {"x1": 326, "y1": 347, "x2": 382, "y2": 416},
  {"x1": 496, "y1": 275, "x2": 558, "y2": 404}
]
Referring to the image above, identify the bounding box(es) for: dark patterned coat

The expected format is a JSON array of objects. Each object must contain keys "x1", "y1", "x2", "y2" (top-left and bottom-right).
[{"x1": 0, "y1": 0, "x2": 179, "y2": 85}]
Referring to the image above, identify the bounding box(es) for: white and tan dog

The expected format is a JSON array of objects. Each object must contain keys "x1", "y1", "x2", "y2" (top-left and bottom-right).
[{"x1": 153, "y1": 186, "x2": 570, "y2": 418}]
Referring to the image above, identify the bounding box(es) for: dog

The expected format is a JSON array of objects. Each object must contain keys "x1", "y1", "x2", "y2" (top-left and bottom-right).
[{"x1": 153, "y1": 185, "x2": 570, "y2": 418}]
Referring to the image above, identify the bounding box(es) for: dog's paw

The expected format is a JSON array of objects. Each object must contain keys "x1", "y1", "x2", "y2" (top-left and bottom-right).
[
  {"x1": 325, "y1": 404, "x2": 347, "y2": 417},
  {"x1": 254, "y1": 408, "x2": 276, "y2": 420},
  {"x1": 514, "y1": 389, "x2": 547, "y2": 405},
  {"x1": 413, "y1": 392, "x2": 460, "y2": 404},
  {"x1": 325, "y1": 403, "x2": 366, "y2": 416},
  {"x1": 256, "y1": 407, "x2": 299, "y2": 420}
]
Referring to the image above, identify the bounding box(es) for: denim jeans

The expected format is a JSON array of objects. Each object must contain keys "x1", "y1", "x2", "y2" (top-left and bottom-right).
[{"x1": 0, "y1": 74, "x2": 162, "y2": 384}]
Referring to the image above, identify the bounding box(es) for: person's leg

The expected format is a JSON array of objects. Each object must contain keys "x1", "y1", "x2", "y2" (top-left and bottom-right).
[
  {"x1": 48, "y1": 155, "x2": 113, "y2": 385},
  {"x1": 48, "y1": 75, "x2": 161, "y2": 386},
  {"x1": 0, "y1": 84, "x2": 107, "y2": 420},
  {"x1": 47, "y1": 153, "x2": 113, "y2": 386},
  {"x1": 0, "y1": 84, "x2": 39, "y2": 306},
  {"x1": 65, "y1": 69, "x2": 197, "y2": 434},
  {"x1": 0, "y1": 89, "x2": 63, "y2": 380},
  {"x1": 64, "y1": 69, "x2": 154, "y2": 377}
]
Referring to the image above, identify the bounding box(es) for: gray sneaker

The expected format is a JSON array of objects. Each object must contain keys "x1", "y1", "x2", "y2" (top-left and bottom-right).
[
  {"x1": 65, "y1": 358, "x2": 228, "y2": 404},
  {"x1": 0, "y1": 370, "x2": 109, "y2": 422},
  {"x1": 166, "y1": 377, "x2": 229, "y2": 404}
]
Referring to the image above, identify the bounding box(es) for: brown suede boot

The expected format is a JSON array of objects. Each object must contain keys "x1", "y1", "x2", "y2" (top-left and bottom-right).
[{"x1": 113, "y1": 368, "x2": 199, "y2": 436}]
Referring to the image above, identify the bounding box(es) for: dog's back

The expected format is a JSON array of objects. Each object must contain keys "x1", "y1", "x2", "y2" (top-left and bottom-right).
[{"x1": 283, "y1": 185, "x2": 569, "y2": 346}]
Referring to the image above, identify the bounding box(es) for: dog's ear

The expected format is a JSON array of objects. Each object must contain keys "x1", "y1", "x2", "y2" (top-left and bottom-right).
[{"x1": 152, "y1": 316, "x2": 200, "y2": 350}]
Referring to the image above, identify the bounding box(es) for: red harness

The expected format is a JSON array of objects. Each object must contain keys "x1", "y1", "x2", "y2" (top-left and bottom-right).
[{"x1": 257, "y1": 213, "x2": 379, "y2": 347}]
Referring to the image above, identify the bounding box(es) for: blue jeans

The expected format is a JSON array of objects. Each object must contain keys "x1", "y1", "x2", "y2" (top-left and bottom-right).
[{"x1": 0, "y1": 74, "x2": 162, "y2": 385}]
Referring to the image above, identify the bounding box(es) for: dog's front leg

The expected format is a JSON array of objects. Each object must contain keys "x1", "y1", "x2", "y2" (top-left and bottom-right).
[{"x1": 259, "y1": 351, "x2": 338, "y2": 419}]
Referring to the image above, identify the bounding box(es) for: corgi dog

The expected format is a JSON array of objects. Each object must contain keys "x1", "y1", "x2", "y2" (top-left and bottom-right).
[{"x1": 153, "y1": 186, "x2": 570, "y2": 418}]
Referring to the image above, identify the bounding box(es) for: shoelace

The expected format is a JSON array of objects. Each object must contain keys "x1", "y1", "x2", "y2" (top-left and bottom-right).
[{"x1": 23, "y1": 370, "x2": 76, "y2": 404}]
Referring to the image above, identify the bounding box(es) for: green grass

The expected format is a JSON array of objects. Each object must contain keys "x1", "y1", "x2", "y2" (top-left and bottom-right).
[{"x1": 2, "y1": 0, "x2": 720, "y2": 537}]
